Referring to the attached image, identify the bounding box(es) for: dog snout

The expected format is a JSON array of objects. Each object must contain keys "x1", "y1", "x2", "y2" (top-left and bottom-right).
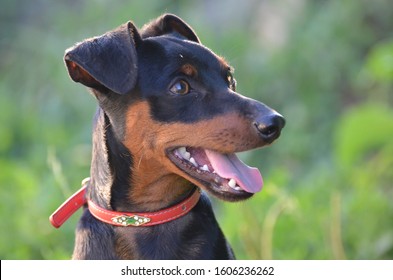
[{"x1": 253, "y1": 112, "x2": 285, "y2": 143}]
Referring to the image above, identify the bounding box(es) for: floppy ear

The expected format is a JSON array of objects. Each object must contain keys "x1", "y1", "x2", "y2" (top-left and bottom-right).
[
  {"x1": 141, "y1": 13, "x2": 200, "y2": 43},
  {"x1": 64, "y1": 21, "x2": 140, "y2": 95}
]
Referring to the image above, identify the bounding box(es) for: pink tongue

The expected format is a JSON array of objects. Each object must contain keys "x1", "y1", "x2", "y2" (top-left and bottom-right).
[{"x1": 205, "y1": 150, "x2": 263, "y2": 193}]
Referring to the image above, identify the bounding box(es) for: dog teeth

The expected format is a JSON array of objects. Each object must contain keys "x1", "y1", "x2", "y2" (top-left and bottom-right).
[
  {"x1": 175, "y1": 148, "x2": 241, "y2": 192},
  {"x1": 201, "y1": 164, "x2": 210, "y2": 172},
  {"x1": 228, "y1": 179, "x2": 241, "y2": 191},
  {"x1": 189, "y1": 157, "x2": 198, "y2": 167},
  {"x1": 176, "y1": 147, "x2": 213, "y2": 172},
  {"x1": 183, "y1": 151, "x2": 191, "y2": 160},
  {"x1": 178, "y1": 147, "x2": 186, "y2": 155},
  {"x1": 177, "y1": 147, "x2": 191, "y2": 160},
  {"x1": 228, "y1": 178, "x2": 237, "y2": 188}
]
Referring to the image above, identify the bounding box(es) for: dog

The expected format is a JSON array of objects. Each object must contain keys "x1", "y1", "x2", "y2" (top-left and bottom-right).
[{"x1": 50, "y1": 14, "x2": 285, "y2": 259}]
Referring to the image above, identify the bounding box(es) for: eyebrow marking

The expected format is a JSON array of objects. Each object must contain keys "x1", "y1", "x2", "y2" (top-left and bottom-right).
[{"x1": 180, "y1": 63, "x2": 198, "y2": 77}]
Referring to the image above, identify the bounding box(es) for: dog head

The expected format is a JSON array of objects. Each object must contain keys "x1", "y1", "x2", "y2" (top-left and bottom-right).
[{"x1": 64, "y1": 14, "x2": 285, "y2": 202}]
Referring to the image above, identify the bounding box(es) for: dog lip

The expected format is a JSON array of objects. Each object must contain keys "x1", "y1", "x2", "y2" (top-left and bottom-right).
[{"x1": 166, "y1": 146, "x2": 256, "y2": 201}]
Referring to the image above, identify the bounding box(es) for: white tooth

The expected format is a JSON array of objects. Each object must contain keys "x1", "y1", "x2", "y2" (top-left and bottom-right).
[
  {"x1": 228, "y1": 178, "x2": 236, "y2": 188},
  {"x1": 178, "y1": 147, "x2": 186, "y2": 155},
  {"x1": 178, "y1": 147, "x2": 190, "y2": 160},
  {"x1": 201, "y1": 164, "x2": 210, "y2": 172},
  {"x1": 234, "y1": 186, "x2": 241, "y2": 191},
  {"x1": 183, "y1": 152, "x2": 191, "y2": 160},
  {"x1": 189, "y1": 157, "x2": 198, "y2": 167}
]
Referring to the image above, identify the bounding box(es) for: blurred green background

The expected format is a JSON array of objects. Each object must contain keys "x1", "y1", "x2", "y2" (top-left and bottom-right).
[{"x1": 1, "y1": 0, "x2": 392, "y2": 260}]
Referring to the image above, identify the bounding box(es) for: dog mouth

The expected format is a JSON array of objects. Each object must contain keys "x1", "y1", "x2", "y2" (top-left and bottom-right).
[{"x1": 167, "y1": 147, "x2": 263, "y2": 200}]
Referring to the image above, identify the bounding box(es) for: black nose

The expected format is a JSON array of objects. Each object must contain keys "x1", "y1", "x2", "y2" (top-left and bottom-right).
[{"x1": 254, "y1": 113, "x2": 285, "y2": 143}]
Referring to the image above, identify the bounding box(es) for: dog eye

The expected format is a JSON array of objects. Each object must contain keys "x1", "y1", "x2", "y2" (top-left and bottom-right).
[
  {"x1": 227, "y1": 71, "x2": 236, "y2": 91},
  {"x1": 170, "y1": 80, "x2": 190, "y2": 95}
]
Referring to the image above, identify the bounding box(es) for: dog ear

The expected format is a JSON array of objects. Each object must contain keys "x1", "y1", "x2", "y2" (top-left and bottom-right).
[
  {"x1": 141, "y1": 14, "x2": 200, "y2": 43},
  {"x1": 64, "y1": 21, "x2": 140, "y2": 95}
]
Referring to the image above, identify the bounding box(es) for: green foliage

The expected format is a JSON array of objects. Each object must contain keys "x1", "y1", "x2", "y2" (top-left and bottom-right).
[
  {"x1": 365, "y1": 39, "x2": 393, "y2": 82},
  {"x1": 1, "y1": 0, "x2": 392, "y2": 259},
  {"x1": 334, "y1": 104, "x2": 393, "y2": 169}
]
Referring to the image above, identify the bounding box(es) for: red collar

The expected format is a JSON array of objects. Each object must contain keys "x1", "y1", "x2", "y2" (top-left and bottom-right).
[{"x1": 49, "y1": 178, "x2": 201, "y2": 228}]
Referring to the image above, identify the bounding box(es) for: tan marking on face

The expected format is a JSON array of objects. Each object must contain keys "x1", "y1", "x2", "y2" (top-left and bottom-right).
[
  {"x1": 180, "y1": 64, "x2": 198, "y2": 77},
  {"x1": 122, "y1": 101, "x2": 263, "y2": 208}
]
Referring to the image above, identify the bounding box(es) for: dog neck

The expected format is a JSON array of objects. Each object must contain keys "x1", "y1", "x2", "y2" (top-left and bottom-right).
[{"x1": 89, "y1": 108, "x2": 194, "y2": 213}]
